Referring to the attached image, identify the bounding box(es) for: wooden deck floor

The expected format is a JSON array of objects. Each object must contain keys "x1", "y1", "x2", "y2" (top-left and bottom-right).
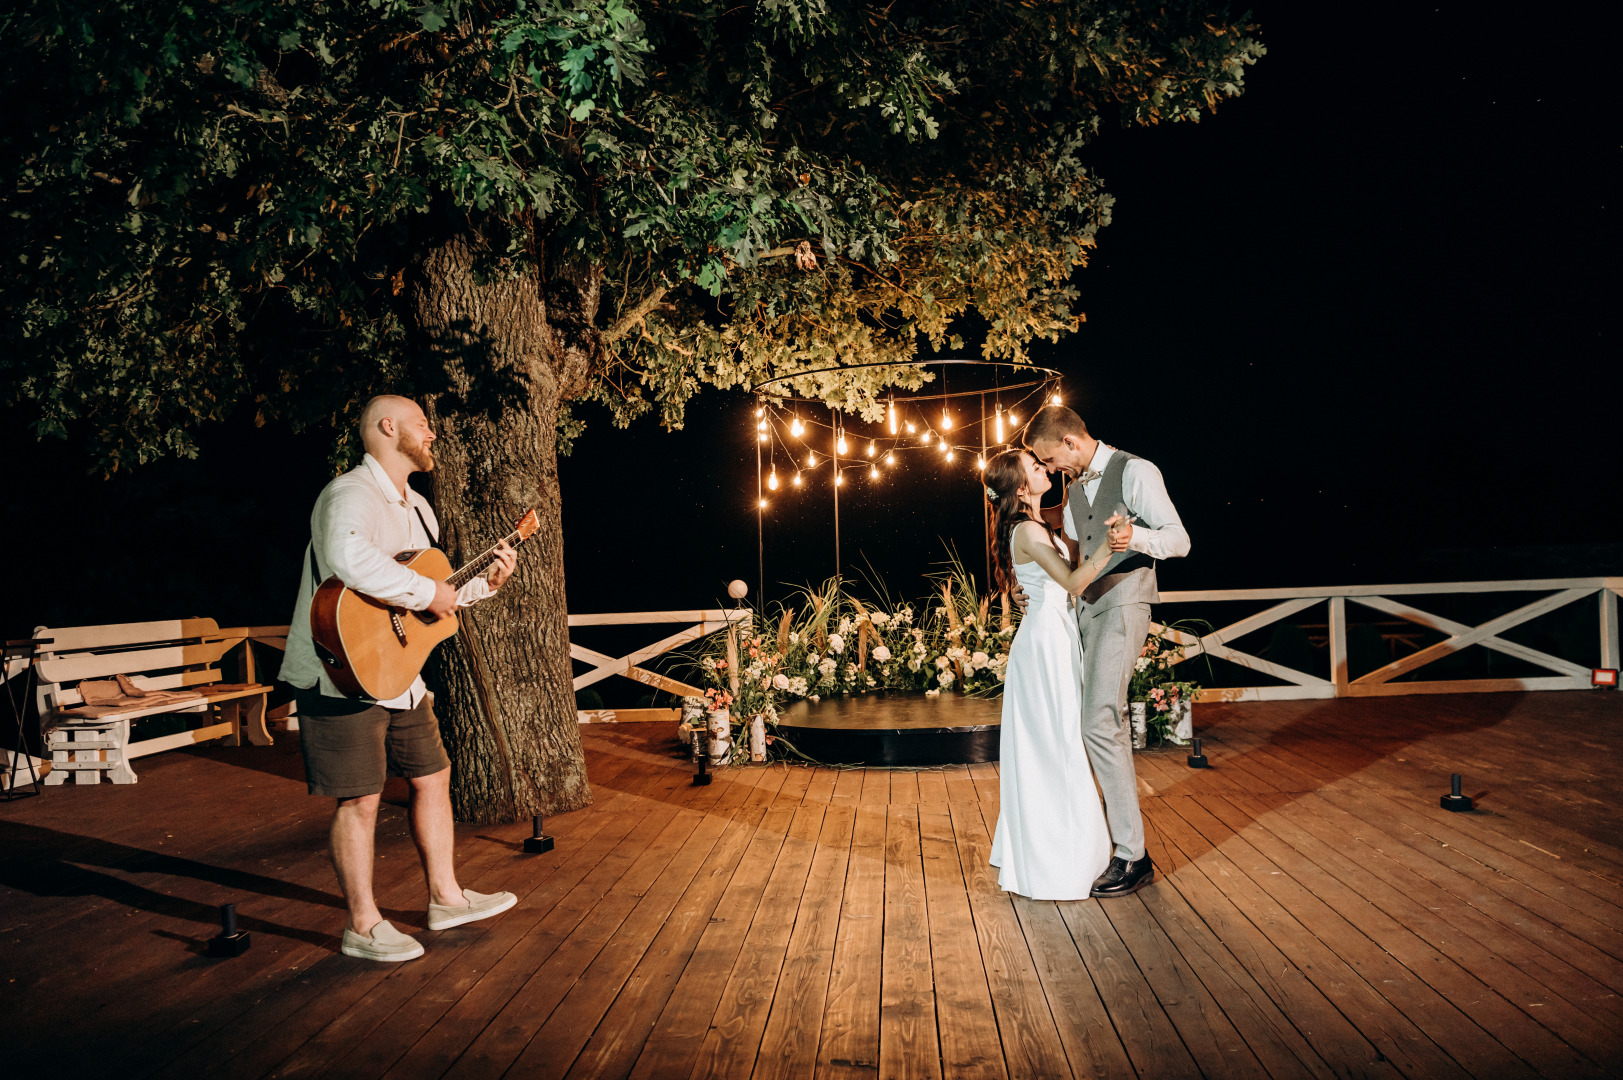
[{"x1": 4, "y1": 691, "x2": 1622, "y2": 1079}]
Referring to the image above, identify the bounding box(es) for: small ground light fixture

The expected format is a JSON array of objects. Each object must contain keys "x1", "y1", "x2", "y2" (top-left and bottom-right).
[{"x1": 1595, "y1": 668, "x2": 1619, "y2": 688}]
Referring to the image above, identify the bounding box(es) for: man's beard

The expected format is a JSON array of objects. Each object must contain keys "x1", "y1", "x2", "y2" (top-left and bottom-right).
[{"x1": 400, "y1": 431, "x2": 435, "y2": 472}]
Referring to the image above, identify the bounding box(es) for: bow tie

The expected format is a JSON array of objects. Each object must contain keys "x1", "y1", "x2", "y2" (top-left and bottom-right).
[{"x1": 1074, "y1": 470, "x2": 1101, "y2": 485}]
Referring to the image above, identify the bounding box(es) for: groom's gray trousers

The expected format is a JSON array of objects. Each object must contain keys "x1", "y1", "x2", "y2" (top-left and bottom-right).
[{"x1": 1077, "y1": 578, "x2": 1153, "y2": 862}]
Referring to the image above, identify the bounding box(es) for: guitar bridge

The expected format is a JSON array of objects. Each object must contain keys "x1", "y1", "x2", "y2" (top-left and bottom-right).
[{"x1": 390, "y1": 611, "x2": 408, "y2": 645}]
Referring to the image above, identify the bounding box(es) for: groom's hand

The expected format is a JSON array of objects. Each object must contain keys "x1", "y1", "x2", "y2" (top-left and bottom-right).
[
  {"x1": 1106, "y1": 514, "x2": 1134, "y2": 552},
  {"x1": 1010, "y1": 582, "x2": 1029, "y2": 612}
]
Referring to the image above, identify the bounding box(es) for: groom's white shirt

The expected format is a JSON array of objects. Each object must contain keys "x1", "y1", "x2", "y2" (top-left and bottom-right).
[{"x1": 1061, "y1": 445, "x2": 1191, "y2": 561}]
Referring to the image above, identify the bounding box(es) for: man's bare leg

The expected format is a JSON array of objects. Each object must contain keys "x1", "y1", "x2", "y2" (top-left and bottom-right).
[
  {"x1": 407, "y1": 766, "x2": 464, "y2": 907},
  {"x1": 331, "y1": 793, "x2": 383, "y2": 935}
]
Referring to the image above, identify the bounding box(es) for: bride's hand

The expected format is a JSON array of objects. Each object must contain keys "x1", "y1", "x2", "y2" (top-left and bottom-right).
[{"x1": 1103, "y1": 513, "x2": 1134, "y2": 555}]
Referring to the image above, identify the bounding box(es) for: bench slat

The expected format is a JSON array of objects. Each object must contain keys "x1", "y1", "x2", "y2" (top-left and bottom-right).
[
  {"x1": 35, "y1": 619, "x2": 222, "y2": 652},
  {"x1": 36, "y1": 639, "x2": 242, "y2": 684},
  {"x1": 51, "y1": 684, "x2": 271, "y2": 723}
]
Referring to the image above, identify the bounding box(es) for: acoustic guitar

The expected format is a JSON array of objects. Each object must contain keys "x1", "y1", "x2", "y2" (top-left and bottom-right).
[{"x1": 309, "y1": 510, "x2": 540, "y2": 700}]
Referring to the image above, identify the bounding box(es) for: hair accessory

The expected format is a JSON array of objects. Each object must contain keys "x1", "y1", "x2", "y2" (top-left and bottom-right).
[{"x1": 984, "y1": 485, "x2": 998, "y2": 502}]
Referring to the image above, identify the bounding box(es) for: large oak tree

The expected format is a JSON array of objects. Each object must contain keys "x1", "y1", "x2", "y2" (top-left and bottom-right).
[{"x1": 1, "y1": 1, "x2": 1262, "y2": 821}]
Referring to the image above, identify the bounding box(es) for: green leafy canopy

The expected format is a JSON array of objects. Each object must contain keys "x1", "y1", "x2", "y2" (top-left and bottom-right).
[{"x1": 0, "y1": 1, "x2": 1262, "y2": 468}]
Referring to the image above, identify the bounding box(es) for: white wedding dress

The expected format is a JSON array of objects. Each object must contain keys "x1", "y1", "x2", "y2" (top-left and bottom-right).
[{"x1": 989, "y1": 532, "x2": 1112, "y2": 899}]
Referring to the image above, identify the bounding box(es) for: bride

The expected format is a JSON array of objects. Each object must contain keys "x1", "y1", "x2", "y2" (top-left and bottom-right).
[{"x1": 984, "y1": 447, "x2": 1128, "y2": 900}]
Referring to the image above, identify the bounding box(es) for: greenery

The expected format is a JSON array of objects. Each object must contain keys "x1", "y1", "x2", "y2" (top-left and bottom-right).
[{"x1": 1128, "y1": 619, "x2": 1206, "y2": 745}]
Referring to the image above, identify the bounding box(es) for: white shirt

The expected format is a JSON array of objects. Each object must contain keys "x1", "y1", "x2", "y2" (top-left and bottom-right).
[
  {"x1": 281, "y1": 454, "x2": 493, "y2": 707},
  {"x1": 1062, "y1": 445, "x2": 1191, "y2": 561}
]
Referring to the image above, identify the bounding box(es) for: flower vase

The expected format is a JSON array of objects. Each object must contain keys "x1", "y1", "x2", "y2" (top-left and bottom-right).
[
  {"x1": 706, "y1": 707, "x2": 732, "y2": 765},
  {"x1": 1128, "y1": 702, "x2": 1148, "y2": 750},
  {"x1": 1169, "y1": 699, "x2": 1193, "y2": 745},
  {"x1": 749, "y1": 714, "x2": 767, "y2": 762}
]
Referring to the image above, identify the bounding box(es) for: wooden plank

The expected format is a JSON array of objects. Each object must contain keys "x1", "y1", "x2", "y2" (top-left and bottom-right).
[
  {"x1": 1159, "y1": 578, "x2": 1619, "y2": 603},
  {"x1": 830, "y1": 768, "x2": 865, "y2": 806},
  {"x1": 914, "y1": 768, "x2": 948, "y2": 807},
  {"x1": 917, "y1": 806, "x2": 1006, "y2": 1080},
  {"x1": 888, "y1": 769, "x2": 920, "y2": 806},
  {"x1": 623, "y1": 804, "x2": 799, "y2": 1080},
  {"x1": 859, "y1": 768, "x2": 891, "y2": 805},
  {"x1": 752, "y1": 804, "x2": 856, "y2": 1080},
  {"x1": 33, "y1": 618, "x2": 221, "y2": 652},
  {"x1": 684, "y1": 803, "x2": 827, "y2": 1079},
  {"x1": 1008, "y1": 895, "x2": 1136, "y2": 1080},
  {"x1": 817, "y1": 803, "x2": 887, "y2": 1080},
  {"x1": 879, "y1": 803, "x2": 942, "y2": 1080},
  {"x1": 568, "y1": 610, "x2": 742, "y2": 626},
  {"x1": 949, "y1": 803, "x2": 1073, "y2": 1079}
]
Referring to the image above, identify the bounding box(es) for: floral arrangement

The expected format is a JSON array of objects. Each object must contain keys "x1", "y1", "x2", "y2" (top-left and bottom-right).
[
  {"x1": 691, "y1": 558, "x2": 1016, "y2": 762},
  {"x1": 1128, "y1": 622, "x2": 1205, "y2": 745}
]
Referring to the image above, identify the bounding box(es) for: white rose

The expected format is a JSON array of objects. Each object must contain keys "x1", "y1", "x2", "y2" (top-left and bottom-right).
[
  {"x1": 1135, "y1": 656, "x2": 1151, "y2": 672},
  {"x1": 867, "y1": 675, "x2": 877, "y2": 686},
  {"x1": 828, "y1": 633, "x2": 845, "y2": 654},
  {"x1": 789, "y1": 632, "x2": 800, "y2": 645},
  {"x1": 838, "y1": 617, "x2": 853, "y2": 635},
  {"x1": 818, "y1": 658, "x2": 837, "y2": 677},
  {"x1": 935, "y1": 655, "x2": 950, "y2": 670},
  {"x1": 809, "y1": 694, "x2": 820, "y2": 703},
  {"x1": 772, "y1": 673, "x2": 790, "y2": 691},
  {"x1": 925, "y1": 688, "x2": 940, "y2": 698},
  {"x1": 807, "y1": 652, "x2": 820, "y2": 665},
  {"x1": 938, "y1": 670, "x2": 956, "y2": 688},
  {"x1": 971, "y1": 651, "x2": 989, "y2": 669},
  {"x1": 872, "y1": 645, "x2": 892, "y2": 662},
  {"x1": 871, "y1": 612, "x2": 890, "y2": 626}
]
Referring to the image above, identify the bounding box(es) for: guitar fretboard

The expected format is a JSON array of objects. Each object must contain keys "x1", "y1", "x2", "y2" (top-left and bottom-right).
[{"x1": 447, "y1": 528, "x2": 529, "y2": 589}]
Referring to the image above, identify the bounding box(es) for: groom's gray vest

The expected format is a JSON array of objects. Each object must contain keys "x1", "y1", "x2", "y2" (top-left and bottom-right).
[{"x1": 1070, "y1": 448, "x2": 1159, "y2": 610}]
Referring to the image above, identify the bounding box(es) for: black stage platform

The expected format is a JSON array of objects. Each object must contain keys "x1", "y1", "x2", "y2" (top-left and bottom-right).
[{"x1": 776, "y1": 692, "x2": 1002, "y2": 766}]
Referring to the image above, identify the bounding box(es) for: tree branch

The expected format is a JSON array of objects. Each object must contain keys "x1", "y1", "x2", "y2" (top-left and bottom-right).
[{"x1": 603, "y1": 286, "x2": 669, "y2": 342}]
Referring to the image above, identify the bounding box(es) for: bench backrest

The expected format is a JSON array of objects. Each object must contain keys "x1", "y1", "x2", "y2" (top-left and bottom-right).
[{"x1": 34, "y1": 620, "x2": 248, "y2": 712}]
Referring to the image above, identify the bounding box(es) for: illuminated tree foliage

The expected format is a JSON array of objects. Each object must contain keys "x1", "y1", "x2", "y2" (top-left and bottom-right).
[{"x1": 0, "y1": 0, "x2": 1262, "y2": 820}]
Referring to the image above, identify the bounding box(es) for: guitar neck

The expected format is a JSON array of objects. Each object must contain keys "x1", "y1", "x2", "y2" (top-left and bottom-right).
[{"x1": 446, "y1": 528, "x2": 531, "y2": 589}]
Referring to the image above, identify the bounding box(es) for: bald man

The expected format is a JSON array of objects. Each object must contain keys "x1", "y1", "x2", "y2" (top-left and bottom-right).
[{"x1": 280, "y1": 395, "x2": 519, "y2": 962}]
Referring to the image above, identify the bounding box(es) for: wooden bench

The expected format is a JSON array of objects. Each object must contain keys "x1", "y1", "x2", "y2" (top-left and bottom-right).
[{"x1": 34, "y1": 620, "x2": 275, "y2": 785}]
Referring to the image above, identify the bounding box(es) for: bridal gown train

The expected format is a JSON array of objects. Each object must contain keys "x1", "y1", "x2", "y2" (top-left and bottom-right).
[{"x1": 989, "y1": 534, "x2": 1112, "y2": 900}]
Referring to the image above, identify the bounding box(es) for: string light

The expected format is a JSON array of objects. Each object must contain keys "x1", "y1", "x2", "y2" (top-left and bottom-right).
[
  {"x1": 870, "y1": 466, "x2": 879, "y2": 480},
  {"x1": 866, "y1": 441, "x2": 876, "y2": 458},
  {"x1": 793, "y1": 472, "x2": 802, "y2": 486},
  {"x1": 791, "y1": 415, "x2": 805, "y2": 437},
  {"x1": 905, "y1": 421, "x2": 916, "y2": 434},
  {"x1": 759, "y1": 498, "x2": 768, "y2": 508},
  {"x1": 836, "y1": 432, "x2": 848, "y2": 455},
  {"x1": 886, "y1": 451, "x2": 896, "y2": 465},
  {"x1": 806, "y1": 452, "x2": 817, "y2": 468},
  {"x1": 976, "y1": 455, "x2": 985, "y2": 470},
  {"x1": 1050, "y1": 392, "x2": 1062, "y2": 405},
  {"x1": 921, "y1": 431, "x2": 932, "y2": 445},
  {"x1": 994, "y1": 407, "x2": 1005, "y2": 444},
  {"x1": 758, "y1": 431, "x2": 767, "y2": 442},
  {"x1": 756, "y1": 406, "x2": 765, "y2": 418},
  {"x1": 941, "y1": 409, "x2": 953, "y2": 430},
  {"x1": 835, "y1": 472, "x2": 843, "y2": 486},
  {"x1": 888, "y1": 399, "x2": 898, "y2": 434},
  {"x1": 768, "y1": 470, "x2": 778, "y2": 490},
  {"x1": 946, "y1": 449, "x2": 956, "y2": 462},
  {"x1": 1009, "y1": 412, "x2": 1019, "y2": 426}
]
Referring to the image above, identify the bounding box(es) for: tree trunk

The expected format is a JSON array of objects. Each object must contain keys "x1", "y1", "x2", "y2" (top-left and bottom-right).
[{"x1": 408, "y1": 228, "x2": 598, "y2": 824}]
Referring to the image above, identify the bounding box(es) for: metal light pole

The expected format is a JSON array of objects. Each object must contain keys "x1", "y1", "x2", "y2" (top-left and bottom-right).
[{"x1": 831, "y1": 410, "x2": 842, "y2": 581}]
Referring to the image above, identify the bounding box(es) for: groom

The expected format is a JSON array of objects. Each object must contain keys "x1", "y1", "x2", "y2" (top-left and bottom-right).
[{"x1": 1023, "y1": 405, "x2": 1190, "y2": 897}]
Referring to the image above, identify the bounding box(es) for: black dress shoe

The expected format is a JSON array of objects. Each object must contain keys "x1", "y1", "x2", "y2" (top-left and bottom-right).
[{"x1": 1089, "y1": 854, "x2": 1156, "y2": 898}]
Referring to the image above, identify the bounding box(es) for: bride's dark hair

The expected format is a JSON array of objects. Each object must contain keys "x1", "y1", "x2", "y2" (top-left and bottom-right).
[{"x1": 985, "y1": 448, "x2": 1051, "y2": 594}]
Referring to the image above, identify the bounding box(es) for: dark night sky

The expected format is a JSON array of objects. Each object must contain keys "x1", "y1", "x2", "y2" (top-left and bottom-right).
[{"x1": 3, "y1": 3, "x2": 1617, "y2": 642}]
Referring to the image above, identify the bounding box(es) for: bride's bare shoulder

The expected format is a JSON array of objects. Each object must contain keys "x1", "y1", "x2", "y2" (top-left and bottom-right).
[{"x1": 1010, "y1": 520, "x2": 1048, "y2": 562}]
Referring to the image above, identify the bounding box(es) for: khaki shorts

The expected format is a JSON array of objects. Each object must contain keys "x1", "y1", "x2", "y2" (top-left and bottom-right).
[{"x1": 295, "y1": 690, "x2": 451, "y2": 799}]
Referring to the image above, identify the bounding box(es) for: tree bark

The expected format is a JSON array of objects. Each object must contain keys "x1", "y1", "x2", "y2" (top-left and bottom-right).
[{"x1": 408, "y1": 228, "x2": 598, "y2": 823}]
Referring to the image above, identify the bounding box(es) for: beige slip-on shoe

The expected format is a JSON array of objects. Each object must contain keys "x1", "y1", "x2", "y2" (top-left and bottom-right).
[
  {"x1": 340, "y1": 920, "x2": 425, "y2": 962},
  {"x1": 427, "y1": 888, "x2": 518, "y2": 931}
]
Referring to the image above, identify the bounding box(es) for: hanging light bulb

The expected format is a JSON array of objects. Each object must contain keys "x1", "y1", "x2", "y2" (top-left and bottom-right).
[
  {"x1": 888, "y1": 400, "x2": 898, "y2": 434},
  {"x1": 941, "y1": 409, "x2": 953, "y2": 430},
  {"x1": 976, "y1": 455, "x2": 986, "y2": 471},
  {"x1": 756, "y1": 406, "x2": 765, "y2": 418},
  {"x1": 756, "y1": 419, "x2": 767, "y2": 432},
  {"x1": 793, "y1": 472, "x2": 803, "y2": 486},
  {"x1": 886, "y1": 451, "x2": 896, "y2": 465},
  {"x1": 791, "y1": 415, "x2": 805, "y2": 437},
  {"x1": 758, "y1": 431, "x2": 768, "y2": 442},
  {"x1": 1009, "y1": 412, "x2": 1019, "y2": 426},
  {"x1": 807, "y1": 452, "x2": 817, "y2": 468},
  {"x1": 994, "y1": 407, "x2": 1005, "y2": 444},
  {"x1": 905, "y1": 421, "x2": 916, "y2": 434},
  {"x1": 870, "y1": 466, "x2": 879, "y2": 480},
  {"x1": 921, "y1": 431, "x2": 932, "y2": 446},
  {"x1": 946, "y1": 449, "x2": 956, "y2": 462},
  {"x1": 836, "y1": 432, "x2": 848, "y2": 455},
  {"x1": 768, "y1": 470, "x2": 779, "y2": 491},
  {"x1": 866, "y1": 441, "x2": 876, "y2": 458},
  {"x1": 835, "y1": 471, "x2": 843, "y2": 486},
  {"x1": 759, "y1": 498, "x2": 768, "y2": 508},
  {"x1": 1051, "y1": 392, "x2": 1062, "y2": 405}
]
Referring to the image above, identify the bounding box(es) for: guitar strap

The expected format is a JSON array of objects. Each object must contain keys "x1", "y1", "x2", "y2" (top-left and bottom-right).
[{"x1": 413, "y1": 506, "x2": 441, "y2": 550}]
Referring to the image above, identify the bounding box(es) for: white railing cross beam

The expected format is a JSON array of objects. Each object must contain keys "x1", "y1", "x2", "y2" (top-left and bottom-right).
[
  {"x1": 1352, "y1": 595, "x2": 1591, "y2": 679},
  {"x1": 1351, "y1": 587, "x2": 1592, "y2": 686}
]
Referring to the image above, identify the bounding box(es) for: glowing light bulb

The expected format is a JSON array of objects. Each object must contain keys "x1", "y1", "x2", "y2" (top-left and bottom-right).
[
  {"x1": 921, "y1": 431, "x2": 932, "y2": 446},
  {"x1": 758, "y1": 432, "x2": 767, "y2": 442},
  {"x1": 942, "y1": 410, "x2": 953, "y2": 430},
  {"x1": 1009, "y1": 412, "x2": 1019, "y2": 426},
  {"x1": 793, "y1": 472, "x2": 803, "y2": 486},
  {"x1": 756, "y1": 406, "x2": 765, "y2": 417},
  {"x1": 835, "y1": 472, "x2": 843, "y2": 486},
  {"x1": 791, "y1": 416, "x2": 805, "y2": 437},
  {"x1": 757, "y1": 420, "x2": 766, "y2": 431},
  {"x1": 836, "y1": 434, "x2": 847, "y2": 455},
  {"x1": 976, "y1": 455, "x2": 986, "y2": 470},
  {"x1": 807, "y1": 452, "x2": 817, "y2": 468},
  {"x1": 905, "y1": 421, "x2": 916, "y2": 434},
  {"x1": 889, "y1": 402, "x2": 898, "y2": 434},
  {"x1": 886, "y1": 451, "x2": 896, "y2": 465},
  {"x1": 768, "y1": 471, "x2": 779, "y2": 490},
  {"x1": 946, "y1": 449, "x2": 956, "y2": 462},
  {"x1": 870, "y1": 466, "x2": 878, "y2": 480},
  {"x1": 866, "y1": 441, "x2": 876, "y2": 458},
  {"x1": 1051, "y1": 393, "x2": 1062, "y2": 405},
  {"x1": 759, "y1": 498, "x2": 768, "y2": 508},
  {"x1": 995, "y1": 409, "x2": 1005, "y2": 443}
]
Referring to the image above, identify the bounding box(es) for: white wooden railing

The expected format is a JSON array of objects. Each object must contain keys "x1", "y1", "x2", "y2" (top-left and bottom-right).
[
  {"x1": 1152, "y1": 577, "x2": 1621, "y2": 703},
  {"x1": 570, "y1": 608, "x2": 750, "y2": 723}
]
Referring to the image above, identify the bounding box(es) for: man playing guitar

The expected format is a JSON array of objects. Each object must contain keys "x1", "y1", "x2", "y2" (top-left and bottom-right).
[{"x1": 280, "y1": 394, "x2": 518, "y2": 962}]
